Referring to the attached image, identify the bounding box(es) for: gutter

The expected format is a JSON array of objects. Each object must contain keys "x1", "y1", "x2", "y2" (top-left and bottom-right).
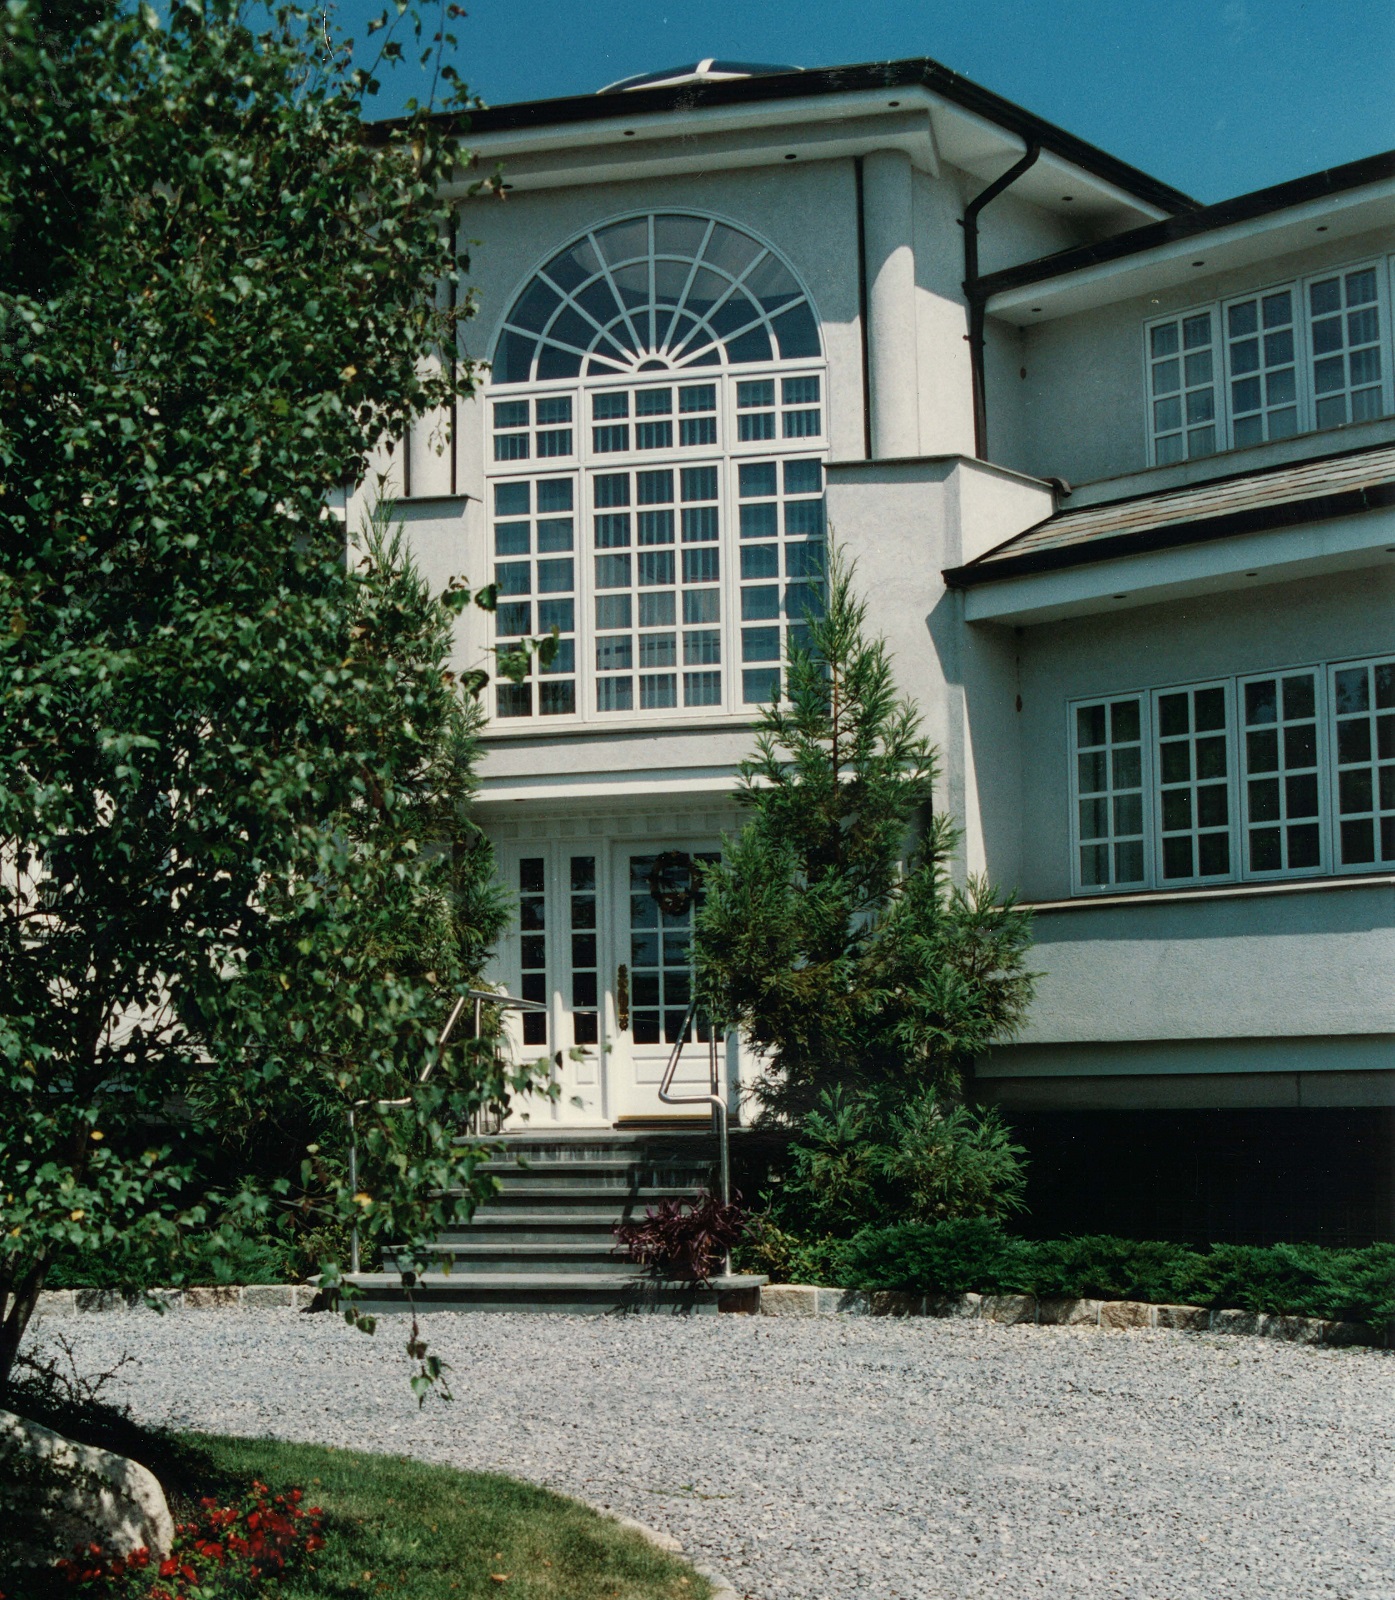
[
  {"x1": 962, "y1": 144, "x2": 1041, "y2": 459},
  {"x1": 977, "y1": 147, "x2": 1395, "y2": 302},
  {"x1": 363, "y1": 57, "x2": 1197, "y2": 217}
]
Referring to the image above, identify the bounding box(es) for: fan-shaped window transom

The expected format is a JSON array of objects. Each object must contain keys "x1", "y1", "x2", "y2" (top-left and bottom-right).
[{"x1": 493, "y1": 213, "x2": 821, "y2": 385}]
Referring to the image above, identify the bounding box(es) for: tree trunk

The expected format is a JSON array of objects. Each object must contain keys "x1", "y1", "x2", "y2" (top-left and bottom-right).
[{"x1": 0, "y1": 1259, "x2": 48, "y2": 1398}]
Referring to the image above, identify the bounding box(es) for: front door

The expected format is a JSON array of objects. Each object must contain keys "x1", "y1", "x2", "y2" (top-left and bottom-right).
[
  {"x1": 495, "y1": 838, "x2": 727, "y2": 1125},
  {"x1": 611, "y1": 846, "x2": 720, "y2": 1122}
]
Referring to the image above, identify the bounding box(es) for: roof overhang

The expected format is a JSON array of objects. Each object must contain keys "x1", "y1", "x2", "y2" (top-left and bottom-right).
[
  {"x1": 447, "y1": 89, "x2": 1172, "y2": 229},
  {"x1": 953, "y1": 498, "x2": 1395, "y2": 626},
  {"x1": 369, "y1": 58, "x2": 1194, "y2": 227},
  {"x1": 983, "y1": 151, "x2": 1395, "y2": 324}
]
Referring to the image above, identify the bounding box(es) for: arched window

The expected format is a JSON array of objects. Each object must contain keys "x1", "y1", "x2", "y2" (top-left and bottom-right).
[
  {"x1": 487, "y1": 213, "x2": 826, "y2": 724},
  {"x1": 492, "y1": 214, "x2": 821, "y2": 385}
]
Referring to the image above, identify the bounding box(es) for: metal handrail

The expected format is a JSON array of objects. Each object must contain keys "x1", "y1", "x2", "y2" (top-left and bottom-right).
[
  {"x1": 347, "y1": 987, "x2": 548, "y2": 1274},
  {"x1": 657, "y1": 998, "x2": 733, "y2": 1275}
]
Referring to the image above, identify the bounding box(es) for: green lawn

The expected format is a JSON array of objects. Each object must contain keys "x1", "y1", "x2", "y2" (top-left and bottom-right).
[{"x1": 178, "y1": 1434, "x2": 713, "y2": 1600}]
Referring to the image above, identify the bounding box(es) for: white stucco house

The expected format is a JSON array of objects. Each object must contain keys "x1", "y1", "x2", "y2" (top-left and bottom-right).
[{"x1": 355, "y1": 58, "x2": 1394, "y2": 1239}]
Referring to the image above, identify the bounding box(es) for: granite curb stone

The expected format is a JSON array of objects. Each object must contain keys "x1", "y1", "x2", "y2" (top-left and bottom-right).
[
  {"x1": 35, "y1": 1284, "x2": 318, "y2": 1316},
  {"x1": 603, "y1": 1510, "x2": 740, "y2": 1598},
  {"x1": 758, "y1": 1286, "x2": 1389, "y2": 1347},
  {"x1": 33, "y1": 1280, "x2": 1390, "y2": 1349}
]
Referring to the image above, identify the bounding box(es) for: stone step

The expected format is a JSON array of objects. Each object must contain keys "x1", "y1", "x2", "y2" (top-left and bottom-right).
[
  {"x1": 433, "y1": 1214, "x2": 626, "y2": 1245},
  {"x1": 387, "y1": 1242, "x2": 645, "y2": 1276},
  {"x1": 457, "y1": 1185, "x2": 702, "y2": 1213},
  {"x1": 344, "y1": 1270, "x2": 765, "y2": 1315},
  {"x1": 458, "y1": 1133, "x2": 721, "y2": 1160},
  {"x1": 482, "y1": 1165, "x2": 711, "y2": 1190}
]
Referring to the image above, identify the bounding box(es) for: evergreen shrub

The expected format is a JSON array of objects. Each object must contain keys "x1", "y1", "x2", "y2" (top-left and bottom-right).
[{"x1": 828, "y1": 1222, "x2": 1395, "y2": 1329}]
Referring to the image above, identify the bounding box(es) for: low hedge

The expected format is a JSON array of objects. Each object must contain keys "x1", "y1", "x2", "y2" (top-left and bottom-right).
[{"x1": 826, "y1": 1219, "x2": 1395, "y2": 1330}]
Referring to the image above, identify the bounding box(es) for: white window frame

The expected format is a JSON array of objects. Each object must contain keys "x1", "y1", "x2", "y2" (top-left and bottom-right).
[
  {"x1": 1327, "y1": 653, "x2": 1395, "y2": 875},
  {"x1": 1067, "y1": 652, "x2": 1394, "y2": 896},
  {"x1": 1150, "y1": 678, "x2": 1237, "y2": 889},
  {"x1": 1066, "y1": 694, "x2": 1150, "y2": 895},
  {"x1": 1143, "y1": 254, "x2": 1394, "y2": 466},
  {"x1": 1236, "y1": 665, "x2": 1329, "y2": 881},
  {"x1": 487, "y1": 361, "x2": 828, "y2": 728}
]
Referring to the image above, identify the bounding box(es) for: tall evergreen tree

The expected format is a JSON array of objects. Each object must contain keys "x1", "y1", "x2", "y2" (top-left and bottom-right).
[{"x1": 694, "y1": 548, "x2": 1036, "y2": 1124}]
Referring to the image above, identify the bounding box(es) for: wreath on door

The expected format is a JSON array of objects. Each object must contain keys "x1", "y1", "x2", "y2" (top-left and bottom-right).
[{"x1": 647, "y1": 850, "x2": 695, "y2": 917}]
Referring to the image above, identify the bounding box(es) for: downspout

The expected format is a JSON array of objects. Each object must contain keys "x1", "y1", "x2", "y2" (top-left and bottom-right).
[
  {"x1": 853, "y1": 155, "x2": 873, "y2": 460},
  {"x1": 962, "y1": 143, "x2": 1041, "y2": 460}
]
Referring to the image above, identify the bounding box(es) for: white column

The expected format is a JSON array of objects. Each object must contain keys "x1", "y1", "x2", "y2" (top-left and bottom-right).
[{"x1": 862, "y1": 148, "x2": 920, "y2": 460}]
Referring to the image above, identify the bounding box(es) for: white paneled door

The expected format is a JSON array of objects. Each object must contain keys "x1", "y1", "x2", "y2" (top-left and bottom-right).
[{"x1": 496, "y1": 838, "x2": 724, "y2": 1124}]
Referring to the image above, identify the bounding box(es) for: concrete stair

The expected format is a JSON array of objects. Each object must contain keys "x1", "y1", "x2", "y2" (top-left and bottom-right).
[{"x1": 346, "y1": 1130, "x2": 765, "y2": 1314}]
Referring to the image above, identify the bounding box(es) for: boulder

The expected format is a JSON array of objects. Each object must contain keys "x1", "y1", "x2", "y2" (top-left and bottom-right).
[{"x1": 0, "y1": 1409, "x2": 174, "y2": 1566}]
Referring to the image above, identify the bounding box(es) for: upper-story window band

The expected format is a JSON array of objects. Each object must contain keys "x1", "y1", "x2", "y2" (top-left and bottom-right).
[{"x1": 492, "y1": 213, "x2": 821, "y2": 384}]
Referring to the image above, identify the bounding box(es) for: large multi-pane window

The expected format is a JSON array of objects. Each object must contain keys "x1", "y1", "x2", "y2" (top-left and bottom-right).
[
  {"x1": 1144, "y1": 259, "x2": 1393, "y2": 464},
  {"x1": 486, "y1": 213, "x2": 826, "y2": 723},
  {"x1": 1070, "y1": 654, "x2": 1395, "y2": 893}
]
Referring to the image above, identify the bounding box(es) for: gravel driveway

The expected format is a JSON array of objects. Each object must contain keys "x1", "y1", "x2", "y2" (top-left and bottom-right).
[{"x1": 33, "y1": 1308, "x2": 1395, "y2": 1600}]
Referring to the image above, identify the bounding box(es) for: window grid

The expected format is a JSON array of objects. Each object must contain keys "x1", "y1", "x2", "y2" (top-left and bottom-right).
[
  {"x1": 1073, "y1": 698, "x2": 1146, "y2": 889},
  {"x1": 490, "y1": 366, "x2": 826, "y2": 723},
  {"x1": 628, "y1": 852, "x2": 719, "y2": 1045},
  {"x1": 737, "y1": 448, "x2": 825, "y2": 706},
  {"x1": 1148, "y1": 312, "x2": 1217, "y2": 464},
  {"x1": 1070, "y1": 654, "x2": 1395, "y2": 895},
  {"x1": 1309, "y1": 266, "x2": 1386, "y2": 430},
  {"x1": 492, "y1": 477, "x2": 578, "y2": 721},
  {"x1": 591, "y1": 465, "x2": 699, "y2": 714},
  {"x1": 1240, "y1": 670, "x2": 1323, "y2": 876},
  {"x1": 1144, "y1": 258, "x2": 1392, "y2": 464},
  {"x1": 493, "y1": 396, "x2": 576, "y2": 463},
  {"x1": 1225, "y1": 286, "x2": 1299, "y2": 448},
  {"x1": 518, "y1": 858, "x2": 548, "y2": 1046},
  {"x1": 1155, "y1": 683, "x2": 1233, "y2": 883},
  {"x1": 569, "y1": 856, "x2": 599, "y2": 1046},
  {"x1": 491, "y1": 212, "x2": 821, "y2": 386},
  {"x1": 1331, "y1": 657, "x2": 1395, "y2": 869}
]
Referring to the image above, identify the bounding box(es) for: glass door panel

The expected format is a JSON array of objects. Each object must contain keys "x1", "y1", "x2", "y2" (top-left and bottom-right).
[{"x1": 620, "y1": 849, "x2": 719, "y2": 1105}]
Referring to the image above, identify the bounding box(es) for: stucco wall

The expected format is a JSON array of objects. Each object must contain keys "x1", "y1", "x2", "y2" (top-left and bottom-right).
[
  {"x1": 825, "y1": 458, "x2": 1052, "y2": 881},
  {"x1": 1003, "y1": 224, "x2": 1395, "y2": 486},
  {"x1": 1013, "y1": 884, "x2": 1395, "y2": 1047}
]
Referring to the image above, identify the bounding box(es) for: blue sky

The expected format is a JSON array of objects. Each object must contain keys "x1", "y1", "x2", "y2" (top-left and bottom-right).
[{"x1": 342, "y1": 0, "x2": 1395, "y2": 204}]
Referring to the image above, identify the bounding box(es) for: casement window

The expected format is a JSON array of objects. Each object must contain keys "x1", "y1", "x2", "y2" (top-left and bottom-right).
[
  {"x1": 1148, "y1": 311, "x2": 1218, "y2": 465},
  {"x1": 487, "y1": 211, "x2": 826, "y2": 725},
  {"x1": 1154, "y1": 682, "x2": 1233, "y2": 882},
  {"x1": 1073, "y1": 698, "x2": 1147, "y2": 888},
  {"x1": 1069, "y1": 654, "x2": 1395, "y2": 893},
  {"x1": 1332, "y1": 658, "x2": 1395, "y2": 867},
  {"x1": 1144, "y1": 260, "x2": 1392, "y2": 464}
]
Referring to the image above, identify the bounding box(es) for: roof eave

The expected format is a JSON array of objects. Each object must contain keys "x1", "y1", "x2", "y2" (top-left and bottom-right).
[
  {"x1": 364, "y1": 57, "x2": 1197, "y2": 217},
  {"x1": 979, "y1": 148, "x2": 1395, "y2": 303},
  {"x1": 944, "y1": 480, "x2": 1395, "y2": 588}
]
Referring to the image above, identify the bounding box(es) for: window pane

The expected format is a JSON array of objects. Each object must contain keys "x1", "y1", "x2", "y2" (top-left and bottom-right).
[
  {"x1": 1332, "y1": 657, "x2": 1395, "y2": 867},
  {"x1": 1157, "y1": 684, "x2": 1232, "y2": 882},
  {"x1": 1148, "y1": 312, "x2": 1217, "y2": 463},
  {"x1": 1072, "y1": 697, "x2": 1146, "y2": 889}
]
